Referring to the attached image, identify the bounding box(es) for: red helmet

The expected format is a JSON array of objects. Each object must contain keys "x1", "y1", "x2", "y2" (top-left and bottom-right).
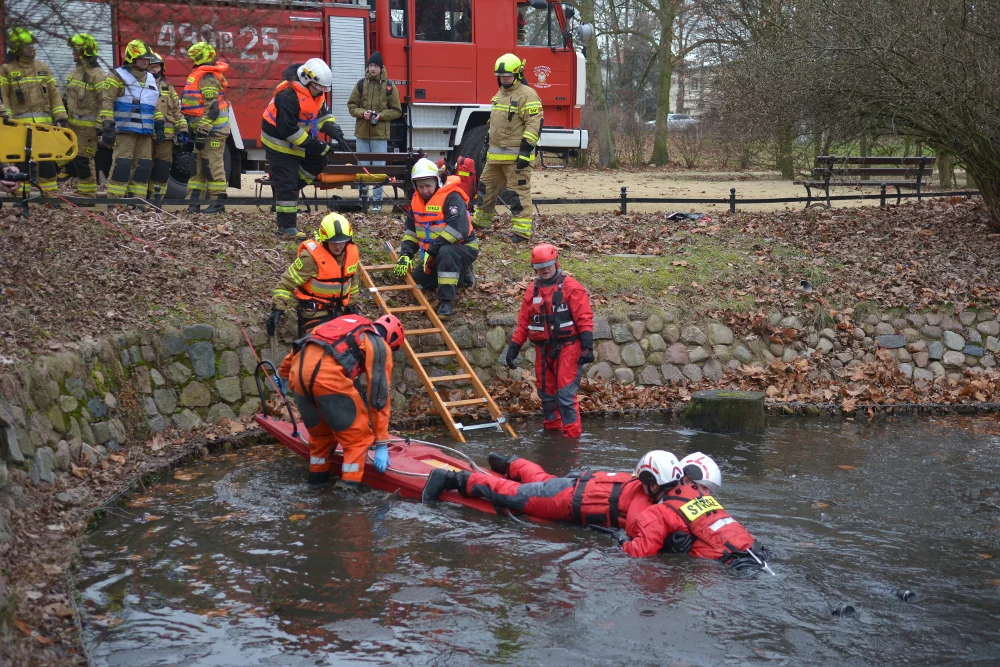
[
  {"x1": 531, "y1": 243, "x2": 559, "y2": 270},
  {"x1": 374, "y1": 314, "x2": 405, "y2": 351}
]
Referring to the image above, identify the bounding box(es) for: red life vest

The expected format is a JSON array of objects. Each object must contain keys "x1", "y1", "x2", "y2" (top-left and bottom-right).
[
  {"x1": 298, "y1": 315, "x2": 377, "y2": 381},
  {"x1": 570, "y1": 471, "x2": 643, "y2": 528},
  {"x1": 181, "y1": 63, "x2": 230, "y2": 119},
  {"x1": 294, "y1": 240, "x2": 359, "y2": 309},
  {"x1": 436, "y1": 155, "x2": 478, "y2": 200},
  {"x1": 409, "y1": 176, "x2": 476, "y2": 255},
  {"x1": 526, "y1": 274, "x2": 578, "y2": 344},
  {"x1": 659, "y1": 480, "x2": 755, "y2": 558}
]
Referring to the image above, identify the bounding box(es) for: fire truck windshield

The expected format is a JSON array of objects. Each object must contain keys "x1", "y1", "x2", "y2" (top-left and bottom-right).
[{"x1": 517, "y1": 2, "x2": 567, "y2": 48}]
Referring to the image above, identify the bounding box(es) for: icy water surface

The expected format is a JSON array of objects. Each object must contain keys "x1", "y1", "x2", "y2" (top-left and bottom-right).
[{"x1": 76, "y1": 417, "x2": 1000, "y2": 665}]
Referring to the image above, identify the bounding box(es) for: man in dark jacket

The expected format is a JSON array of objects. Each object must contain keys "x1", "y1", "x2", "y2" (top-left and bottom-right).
[{"x1": 347, "y1": 52, "x2": 401, "y2": 212}]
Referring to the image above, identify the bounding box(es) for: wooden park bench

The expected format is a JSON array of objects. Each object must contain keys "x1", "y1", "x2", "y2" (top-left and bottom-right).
[
  {"x1": 794, "y1": 155, "x2": 936, "y2": 208},
  {"x1": 254, "y1": 150, "x2": 417, "y2": 212}
]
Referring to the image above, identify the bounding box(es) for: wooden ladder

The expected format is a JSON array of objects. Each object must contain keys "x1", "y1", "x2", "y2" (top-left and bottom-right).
[{"x1": 357, "y1": 241, "x2": 517, "y2": 443}]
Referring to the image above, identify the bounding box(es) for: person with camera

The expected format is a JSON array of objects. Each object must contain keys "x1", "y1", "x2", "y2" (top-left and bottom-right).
[{"x1": 347, "y1": 52, "x2": 401, "y2": 212}]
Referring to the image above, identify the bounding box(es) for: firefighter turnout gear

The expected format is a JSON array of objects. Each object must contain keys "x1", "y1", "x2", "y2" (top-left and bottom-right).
[
  {"x1": 0, "y1": 32, "x2": 67, "y2": 197},
  {"x1": 182, "y1": 54, "x2": 229, "y2": 205},
  {"x1": 272, "y1": 234, "x2": 361, "y2": 336},
  {"x1": 510, "y1": 268, "x2": 594, "y2": 438},
  {"x1": 262, "y1": 64, "x2": 344, "y2": 233},
  {"x1": 400, "y1": 174, "x2": 479, "y2": 306},
  {"x1": 100, "y1": 57, "x2": 160, "y2": 198},
  {"x1": 278, "y1": 316, "x2": 396, "y2": 484},
  {"x1": 347, "y1": 58, "x2": 402, "y2": 141},
  {"x1": 473, "y1": 74, "x2": 542, "y2": 239},
  {"x1": 66, "y1": 49, "x2": 106, "y2": 196},
  {"x1": 149, "y1": 56, "x2": 186, "y2": 199}
]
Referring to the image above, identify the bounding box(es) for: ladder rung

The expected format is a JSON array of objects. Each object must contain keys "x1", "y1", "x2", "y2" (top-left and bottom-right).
[
  {"x1": 415, "y1": 350, "x2": 457, "y2": 359},
  {"x1": 430, "y1": 374, "x2": 472, "y2": 383},
  {"x1": 367, "y1": 264, "x2": 397, "y2": 271},
  {"x1": 407, "y1": 328, "x2": 441, "y2": 335},
  {"x1": 444, "y1": 398, "x2": 488, "y2": 407},
  {"x1": 390, "y1": 305, "x2": 428, "y2": 313},
  {"x1": 370, "y1": 284, "x2": 413, "y2": 292}
]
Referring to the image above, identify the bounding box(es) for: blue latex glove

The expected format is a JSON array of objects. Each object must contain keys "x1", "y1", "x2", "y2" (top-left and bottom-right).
[
  {"x1": 272, "y1": 374, "x2": 287, "y2": 396},
  {"x1": 373, "y1": 444, "x2": 389, "y2": 473}
]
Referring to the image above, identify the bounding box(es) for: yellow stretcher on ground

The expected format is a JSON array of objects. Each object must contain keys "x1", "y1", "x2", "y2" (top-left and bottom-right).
[{"x1": 1, "y1": 117, "x2": 78, "y2": 163}]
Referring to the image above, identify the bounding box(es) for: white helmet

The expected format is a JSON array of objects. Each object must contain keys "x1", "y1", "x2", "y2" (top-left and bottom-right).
[
  {"x1": 298, "y1": 58, "x2": 333, "y2": 90},
  {"x1": 679, "y1": 452, "x2": 722, "y2": 488},
  {"x1": 410, "y1": 157, "x2": 442, "y2": 186},
  {"x1": 634, "y1": 450, "x2": 683, "y2": 488}
]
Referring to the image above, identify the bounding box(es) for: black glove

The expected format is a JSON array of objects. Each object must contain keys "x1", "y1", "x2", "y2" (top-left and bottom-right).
[
  {"x1": 662, "y1": 531, "x2": 694, "y2": 554},
  {"x1": 322, "y1": 121, "x2": 346, "y2": 146},
  {"x1": 515, "y1": 154, "x2": 531, "y2": 170},
  {"x1": 193, "y1": 132, "x2": 208, "y2": 151},
  {"x1": 579, "y1": 348, "x2": 595, "y2": 365},
  {"x1": 578, "y1": 331, "x2": 595, "y2": 364},
  {"x1": 57, "y1": 118, "x2": 69, "y2": 128},
  {"x1": 504, "y1": 342, "x2": 522, "y2": 369},
  {"x1": 174, "y1": 131, "x2": 190, "y2": 146},
  {"x1": 154, "y1": 120, "x2": 166, "y2": 144},
  {"x1": 343, "y1": 303, "x2": 360, "y2": 315},
  {"x1": 612, "y1": 528, "x2": 631, "y2": 546},
  {"x1": 266, "y1": 308, "x2": 283, "y2": 337},
  {"x1": 100, "y1": 120, "x2": 116, "y2": 148}
]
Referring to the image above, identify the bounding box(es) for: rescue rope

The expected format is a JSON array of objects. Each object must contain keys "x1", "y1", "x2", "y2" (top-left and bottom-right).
[{"x1": 364, "y1": 436, "x2": 489, "y2": 477}]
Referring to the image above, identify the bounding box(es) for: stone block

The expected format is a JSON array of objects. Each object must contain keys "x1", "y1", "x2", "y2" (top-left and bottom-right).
[
  {"x1": 666, "y1": 342, "x2": 689, "y2": 365},
  {"x1": 219, "y1": 351, "x2": 241, "y2": 377},
  {"x1": 661, "y1": 364, "x2": 685, "y2": 383},
  {"x1": 817, "y1": 338, "x2": 834, "y2": 355},
  {"x1": 820, "y1": 328, "x2": 837, "y2": 341},
  {"x1": 593, "y1": 315, "x2": 612, "y2": 340},
  {"x1": 184, "y1": 323, "x2": 215, "y2": 342},
  {"x1": 733, "y1": 345, "x2": 753, "y2": 364},
  {"x1": 614, "y1": 368, "x2": 634, "y2": 384},
  {"x1": 238, "y1": 346, "x2": 259, "y2": 373},
  {"x1": 875, "y1": 322, "x2": 895, "y2": 336},
  {"x1": 206, "y1": 403, "x2": 236, "y2": 424},
  {"x1": 920, "y1": 325, "x2": 942, "y2": 339},
  {"x1": 29, "y1": 447, "x2": 56, "y2": 485},
  {"x1": 779, "y1": 316, "x2": 803, "y2": 330},
  {"x1": 181, "y1": 381, "x2": 212, "y2": 407},
  {"x1": 133, "y1": 366, "x2": 152, "y2": 394},
  {"x1": 987, "y1": 336, "x2": 1000, "y2": 353},
  {"x1": 941, "y1": 317, "x2": 963, "y2": 333},
  {"x1": 58, "y1": 395, "x2": 78, "y2": 414},
  {"x1": 630, "y1": 321, "x2": 646, "y2": 340},
  {"x1": 239, "y1": 399, "x2": 262, "y2": 418},
  {"x1": 46, "y1": 404, "x2": 66, "y2": 434},
  {"x1": 187, "y1": 341, "x2": 216, "y2": 379},
  {"x1": 486, "y1": 327, "x2": 507, "y2": 352},
  {"x1": 87, "y1": 397, "x2": 108, "y2": 420},
  {"x1": 712, "y1": 345, "x2": 732, "y2": 363},
  {"x1": 1, "y1": 424, "x2": 23, "y2": 463},
  {"x1": 943, "y1": 330, "x2": 965, "y2": 351},
  {"x1": 663, "y1": 325, "x2": 680, "y2": 344},
  {"x1": 587, "y1": 362, "x2": 614, "y2": 380},
  {"x1": 646, "y1": 334, "x2": 666, "y2": 352},
  {"x1": 928, "y1": 341, "x2": 944, "y2": 360},
  {"x1": 892, "y1": 318, "x2": 908, "y2": 331},
  {"x1": 977, "y1": 321, "x2": 1000, "y2": 337},
  {"x1": 141, "y1": 345, "x2": 156, "y2": 363},
  {"x1": 163, "y1": 330, "x2": 187, "y2": 357},
  {"x1": 708, "y1": 323, "x2": 734, "y2": 345},
  {"x1": 702, "y1": 359, "x2": 724, "y2": 381},
  {"x1": 214, "y1": 324, "x2": 242, "y2": 350},
  {"x1": 913, "y1": 351, "x2": 929, "y2": 368},
  {"x1": 143, "y1": 396, "x2": 160, "y2": 417},
  {"x1": 925, "y1": 312, "x2": 942, "y2": 326},
  {"x1": 172, "y1": 409, "x2": 203, "y2": 431},
  {"x1": 901, "y1": 328, "x2": 920, "y2": 343},
  {"x1": 913, "y1": 368, "x2": 935, "y2": 382},
  {"x1": 963, "y1": 345, "x2": 985, "y2": 358},
  {"x1": 612, "y1": 323, "x2": 634, "y2": 344},
  {"x1": 688, "y1": 346, "x2": 709, "y2": 364},
  {"x1": 646, "y1": 352, "x2": 664, "y2": 366},
  {"x1": 638, "y1": 365, "x2": 662, "y2": 386},
  {"x1": 91, "y1": 421, "x2": 111, "y2": 445},
  {"x1": 769, "y1": 343, "x2": 785, "y2": 357},
  {"x1": 967, "y1": 328, "x2": 982, "y2": 344},
  {"x1": 55, "y1": 440, "x2": 71, "y2": 472},
  {"x1": 681, "y1": 325, "x2": 707, "y2": 345},
  {"x1": 907, "y1": 340, "x2": 927, "y2": 352},
  {"x1": 942, "y1": 351, "x2": 966, "y2": 368},
  {"x1": 64, "y1": 377, "x2": 87, "y2": 400},
  {"x1": 906, "y1": 313, "x2": 926, "y2": 328},
  {"x1": 645, "y1": 313, "x2": 664, "y2": 333},
  {"x1": 897, "y1": 348, "x2": 912, "y2": 363},
  {"x1": 621, "y1": 343, "x2": 646, "y2": 367},
  {"x1": 983, "y1": 354, "x2": 996, "y2": 368},
  {"x1": 450, "y1": 325, "x2": 474, "y2": 349},
  {"x1": 682, "y1": 363, "x2": 703, "y2": 383},
  {"x1": 108, "y1": 418, "x2": 125, "y2": 443},
  {"x1": 0, "y1": 460, "x2": 7, "y2": 488},
  {"x1": 147, "y1": 415, "x2": 170, "y2": 433},
  {"x1": 104, "y1": 392, "x2": 118, "y2": 411},
  {"x1": 167, "y1": 362, "x2": 192, "y2": 384},
  {"x1": 875, "y1": 334, "x2": 906, "y2": 349},
  {"x1": 853, "y1": 327, "x2": 865, "y2": 341},
  {"x1": 217, "y1": 377, "x2": 242, "y2": 403},
  {"x1": 959, "y1": 311, "x2": 977, "y2": 327},
  {"x1": 597, "y1": 341, "x2": 621, "y2": 365},
  {"x1": 79, "y1": 420, "x2": 94, "y2": 446},
  {"x1": 154, "y1": 388, "x2": 178, "y2": 415}
]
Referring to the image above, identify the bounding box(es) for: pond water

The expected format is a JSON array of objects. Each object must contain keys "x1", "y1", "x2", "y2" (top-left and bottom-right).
[{"x1": 76, "y1": 416, "x2": 1000, "y2": 666}]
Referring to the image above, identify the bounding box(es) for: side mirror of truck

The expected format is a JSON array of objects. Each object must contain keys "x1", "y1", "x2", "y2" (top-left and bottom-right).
[
  {"x1": 563, "y1": 5, "x2": 576, "y2": 19},
  {"x1": 528, "y1": 0, "x2": 548, "y2": 9}
]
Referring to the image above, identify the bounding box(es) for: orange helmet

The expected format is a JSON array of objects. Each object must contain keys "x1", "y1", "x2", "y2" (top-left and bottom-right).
[
  {"x1": 374, "y1": 314, "x2": 405, "y2": 351},
  {"x1": 531, "y1": 243, "x2": 559, "y2": 270}
]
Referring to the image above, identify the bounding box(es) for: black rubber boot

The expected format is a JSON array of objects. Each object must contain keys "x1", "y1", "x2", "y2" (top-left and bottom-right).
[
  {"x1": 459, "y1": 264, "x2": 478, "y2": 289},
  {"x1": 201, "y1": 194, "x2": 226, "y2": 214},
  {"x1": 308, "y1": 470, "x2": 331, "y2": 485},
  {"x1": 436, "y1": 300, "x2": 453, "y2": 319},
  {"x1": 422, "y1": 469, "x2": 463, "y2": 503},
  {"x1": 487, "y1": 452, "x2": 519, "y2": 477},
  {"x1": 187, "y1": 189, "x2": 201, "y2": 213}
]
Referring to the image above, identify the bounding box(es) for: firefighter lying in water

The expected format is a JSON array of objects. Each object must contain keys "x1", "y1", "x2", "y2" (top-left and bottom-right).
[{"x1": 422, "y1": 449, "x2": 773, "y2": 572}]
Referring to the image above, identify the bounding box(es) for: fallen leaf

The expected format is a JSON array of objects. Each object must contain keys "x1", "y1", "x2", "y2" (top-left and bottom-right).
[
  {"x1": 70, "y1": 462, "x2": 87, "y2": 479},
  {"x1": 837, "y1": 465, "x2": 858, "y2": 471},
  {"x1": 173, "y1": 471, "x2": 201, "y2": 481},
  {"x1": 811, "y1": 502, "x2": 830, "y2": 509},
  {"x1": 143, "y1": 514, "x2": 163, "y2": 522},
  {"x1": 977, "y1": 553, "x2": 993, "y2": 559},
  {"x1": 210, "y1": 514, "x2": 233, "y2": 522},
  {"x1": 288, "y1": 514, "x2": 306, "y2": 522},
  {"x1": 109, "y1": 454, "x2": 126, "y2": 464}
]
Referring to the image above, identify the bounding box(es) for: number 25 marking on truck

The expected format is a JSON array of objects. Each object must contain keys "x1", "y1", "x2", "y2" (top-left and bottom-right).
[{"x1": 156, "y1": 23, "x2": 279, "y2": 60}]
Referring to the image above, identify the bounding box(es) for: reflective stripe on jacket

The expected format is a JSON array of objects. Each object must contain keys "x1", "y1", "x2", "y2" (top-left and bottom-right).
[
  {"x1": 405, "y1": 177, "x2": 479, "y2": 258},
  {"x1": 487, "y1": 79, "x2": 543, "y2": 162},
  {"x1": 66, "y1": 62, "x2": 105, "y2": 127},
  {"x1": 293, "y1": 240, "x2": 360, "y2": 308},
  {"x1": 182, "y1": 64, "x2": 230, "y2": 133},
  {"x1": 0, "y1": 58, "x2": 66, "y2": 123},
  {"x1": 513, "y1": 271, "x2": 595, "y2": 347},
  {"x1": 112, "y1": 67, "x2": 159, "y2": 135},
  {"x1": 261, "y1": 80, "x2": 326, "y2": 157}
]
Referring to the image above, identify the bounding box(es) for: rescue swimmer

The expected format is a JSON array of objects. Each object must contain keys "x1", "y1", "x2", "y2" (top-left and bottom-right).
[{"x1": 422, "y1": 449, "x2": 773, "y2": 572}]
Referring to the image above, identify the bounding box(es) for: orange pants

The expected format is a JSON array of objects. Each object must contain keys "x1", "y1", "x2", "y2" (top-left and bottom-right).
[{"x1": 291, "y1": 386, "x2": 374, "y2": 483}]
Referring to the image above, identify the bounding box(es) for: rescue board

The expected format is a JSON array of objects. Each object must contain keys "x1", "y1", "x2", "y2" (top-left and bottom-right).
[{"x1": 254, "y1": 414, "x2": 502, "y2": 514}]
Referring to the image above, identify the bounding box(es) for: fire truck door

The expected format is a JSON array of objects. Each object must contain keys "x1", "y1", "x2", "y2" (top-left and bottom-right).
[{"x1": 409, "y1": 0, "x2": 477, "y2": 104}]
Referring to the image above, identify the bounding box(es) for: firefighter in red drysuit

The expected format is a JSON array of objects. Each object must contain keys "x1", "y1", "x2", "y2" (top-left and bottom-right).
[
  {"x1": 422, "y1": 450, "x2": 772, "y2": 571},
  {"x1": 504, "y1": 244, "x2": 594, "y2": 438},
  {"x1": 277, "y1": 314, "x2": 405, "y2": 486}
]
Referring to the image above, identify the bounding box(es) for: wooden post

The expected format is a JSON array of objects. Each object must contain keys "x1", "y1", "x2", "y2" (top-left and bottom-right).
[
  {"x1": 684, "y1": 390, "x2": 765, "y2": 433},
  {"x1": 620, "y1": 186, "x2": 628, "y2": 215}
]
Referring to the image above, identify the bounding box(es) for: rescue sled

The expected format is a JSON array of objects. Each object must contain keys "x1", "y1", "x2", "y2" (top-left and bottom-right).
[{"x1": 253, "y1": 360, "x2": 502, "y2": 514}]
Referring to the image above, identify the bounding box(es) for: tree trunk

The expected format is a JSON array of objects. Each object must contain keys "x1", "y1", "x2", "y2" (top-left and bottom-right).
[
  {"x1": 859, "y1": 135, "x2": 869, "y2": 180},
  {"x1": 684, "y1": 390, "x2": 766, "y2": 433},
  {"x1": 776, "y1": 130, "x2": 795, "y2": 180},
  {"x1": 579, "y1": 0, "x2": 617, "y2": 168},
  {"x1": 972, "y1": 172, "x2": 1000, "y2": 230},
  {"x1": 649, "y1": 3, "x2": 676, "y2": 166},
  {"x1": 675, "y1": 66, "x2": 686, "y2": 113},
  {"x1": 937, "y1": 151, "x2": 954, "y2": 188}
]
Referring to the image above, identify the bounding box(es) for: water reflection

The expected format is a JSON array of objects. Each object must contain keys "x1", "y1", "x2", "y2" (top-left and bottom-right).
[{"x1": 77, "y1": 417, "x2": 1000, "y2": 665}]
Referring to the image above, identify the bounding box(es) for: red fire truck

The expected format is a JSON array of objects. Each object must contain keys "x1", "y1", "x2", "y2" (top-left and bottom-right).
[{"x1": 3, "y1": 0, "x2": 591, "y2": 197}]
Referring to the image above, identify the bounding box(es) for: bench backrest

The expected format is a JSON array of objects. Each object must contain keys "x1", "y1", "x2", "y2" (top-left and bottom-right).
[{"x1": 812, "y1": 155, "x2": 936, "y2": 180}]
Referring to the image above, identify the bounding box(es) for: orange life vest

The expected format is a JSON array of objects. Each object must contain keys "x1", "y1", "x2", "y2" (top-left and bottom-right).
[
  {"x1": 261, "y1": 80, "x2": 325, "y2": 156},
  {"x1": 294, "y1": 240, "x2": 359, "y2": 309},
  {"x1": 659, "y1": 480, "x2": 755, "y2": 559},
  {"x1": 181, "y1": 63, "x2": 230, "y2": 124},
  {"x1": 569, "y1": 471, "x2": 643, "y2": 528},
  {"x1": 409, "y1": 176, "x2": 476, "y2": 257}
]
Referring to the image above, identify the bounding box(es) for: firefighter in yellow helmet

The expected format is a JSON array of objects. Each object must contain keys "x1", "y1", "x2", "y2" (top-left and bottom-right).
[
  {"x1": 146, "y1": 52, "x2": 188, "y2": 201},
  {"x1": 99, "y1": 39, "x2": 162, "y2": 204},
  {"x1": 268, "y1": 213, "x2": 362, "y2": 338},
  {"x1": 181, "y1": 41, "x2": 230, "y2": 214},
  {"x1": 0, "y1": 28, "x2": 68, "y2": 203},
  {"x1": 472, "y1": 53, "x2": 543, "y2": 242},
  {"x1": 65, "y1": 33, "x2": 106, "y2": 199}
]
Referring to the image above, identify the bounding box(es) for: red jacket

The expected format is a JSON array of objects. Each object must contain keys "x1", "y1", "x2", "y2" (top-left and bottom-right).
[{"x1": 512, "y1": 272, "x2": 594, "y2": 347}]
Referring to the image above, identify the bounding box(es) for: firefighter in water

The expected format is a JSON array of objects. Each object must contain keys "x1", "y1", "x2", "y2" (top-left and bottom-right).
[
  {"x1": 394, "y1": 158, "x2": 479, "y2": 319},
  {"x1": 423, "y1": 450, "x2": 773, "y2": 571},
  {"x1": 277, "y1": 313, "x2": 406, "y2": 486},
  {"x1": 472, "y1": 53, "x2": 543, "y2": 242},
  {"x1": 99, "y1": 39, "x2": 161, "y2": 203},
  {"x1": 268, "y1": 212, "x2": 362, "y2": 339},
  {"x1": 181, "y1": 42, "x2": 229, "y2": 214},
  {"x1": 504, "y1": 244, "x2": 593, "y2": 438},
  {"x1": 0, "y1": 28, "x2": 69, "y2": 202},
  {"x1": 65, "y1": 33, "x2": 106, "y2": 199},
  {"x1": 261, "y1": 58, "x2": 346, "y2": 238},
  {"x1": 146, "y1": 52, "x2": 187, "y2": 200}
]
